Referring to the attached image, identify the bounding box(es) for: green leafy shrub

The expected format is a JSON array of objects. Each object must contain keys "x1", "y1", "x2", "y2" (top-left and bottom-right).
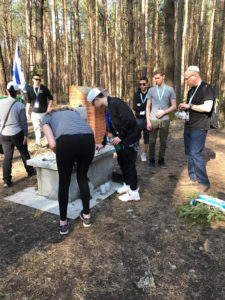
[{"x1": 176, "y1": 202, "x2": 225, "y2": 227}]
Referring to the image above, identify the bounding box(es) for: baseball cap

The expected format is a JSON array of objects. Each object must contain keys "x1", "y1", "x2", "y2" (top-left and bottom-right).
[
  {"x1": 187, "y1": 66, "x2": 200, "y2": 73},
  {"x1": 7, "y1": 81, "x2": 19, "y2": 91},
  {"x1": 87, "y1": 87, "x2": 105, "y2": 104}
]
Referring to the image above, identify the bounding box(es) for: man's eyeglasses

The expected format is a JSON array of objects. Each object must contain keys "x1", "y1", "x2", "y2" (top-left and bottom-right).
[
  {"x1": 34, "y1": 78, "x2": 41, "y2": 81},
  {"x1": 139, "y1": 83, "x2": 146, "y2": 86},
  {"x1": 184, "y1": 75, "x2": 194, "y2": 81}
]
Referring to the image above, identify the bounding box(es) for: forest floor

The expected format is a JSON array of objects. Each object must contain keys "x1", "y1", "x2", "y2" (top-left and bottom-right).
[{"x1": 0, "y1": 120, "x2": 225, "y2": 300}]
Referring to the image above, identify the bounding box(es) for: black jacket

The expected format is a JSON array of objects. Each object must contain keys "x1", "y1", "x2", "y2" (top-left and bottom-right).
[
  {"x1": 133, "y1": 88, "x2": 149, "y2": 119},
  {"x1": 102, "y1": 96, "x2": 140, "y2": 146}
]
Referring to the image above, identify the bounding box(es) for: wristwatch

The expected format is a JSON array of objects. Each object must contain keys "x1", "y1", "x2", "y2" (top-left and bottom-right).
[{"x1": 190, "y1": 103, "x2": 193, "y2": 109}]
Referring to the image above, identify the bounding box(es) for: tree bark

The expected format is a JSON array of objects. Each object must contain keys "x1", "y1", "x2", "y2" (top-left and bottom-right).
[
  {"x1": 2, "y1": 0, "x2": 13, "y2": 76},
  {"x1": 127, "y1": 0, "x2": 135, "y2": 102},
  {"x1": 73, "y1": 0, "x2": 82, "y2": 86},
  {"x1": 175, "y1": 0, "x2": 184, "y2": 104},
  {"x1": 0, "y1": 45, "x2": 7, "y2": 94},
  {"x1": 207, "y1": 0, "x2": 216, "y2": 82},
  {"x1": 95, "y1": 0, "x2": 100, "y2": 86},
  {"x1": 26, "y1": 0, "x2": 32, "y2": 82},
  {"x1": 164, "y1": 0, "x2": 175, "y2": 87},
  {"x1": 35, "y1": 0, "x2": 44, "y2": 74},
  {"x1": 153, "y1": 0, "x2": 159, "y2": 71}
]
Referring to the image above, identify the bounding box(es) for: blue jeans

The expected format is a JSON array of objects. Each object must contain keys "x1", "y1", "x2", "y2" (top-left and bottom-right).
[{"x1": 184, "y1": 129, "x2": 209, "y2": 186}]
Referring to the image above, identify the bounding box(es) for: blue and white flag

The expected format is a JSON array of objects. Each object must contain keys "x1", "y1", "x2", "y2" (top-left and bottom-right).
[{"x1": 12, "y1": 42, "x2": 27, "y2": 92}]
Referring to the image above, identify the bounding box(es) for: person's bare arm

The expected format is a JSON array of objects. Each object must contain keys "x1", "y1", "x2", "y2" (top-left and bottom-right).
[
  {"x1": 179, "y1": 100, "x2": 213, "y2": 112},
  {"x1": 42, "y1": 124, "x2": 56, "y2": 152},
  {"x1": 146, "y1": 98, "x2": 152, "y2": 130}
]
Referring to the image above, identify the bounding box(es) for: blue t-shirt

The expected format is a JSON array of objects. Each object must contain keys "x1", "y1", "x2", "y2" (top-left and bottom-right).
[
  {"x1": 146, "y1": 84, "x2": 176, "y2": 121},
  {"x1": 41, "y1": 110, "x2": 93, "y2": 140}
]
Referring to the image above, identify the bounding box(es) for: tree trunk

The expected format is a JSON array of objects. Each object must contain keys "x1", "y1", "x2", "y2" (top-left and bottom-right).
[
  {"x1": 74, "y1": 0, "x2": 82, "y2": 86},
  {"x1": 207, "y1": 0, "x2": 216, "y2": 82},
  {"x1": 103, "y1": 0, "x2": 111, "y2": 93},
  {"x1": 35, "y1": 0, "x2": 44, "y2": 74},
  {"x1": 26, "y1": 0, "x2": 32, "y2": 82},
  {"x1": 95, "y1": 0, "x2": 100, "y2": 86},
  {"x1": 175, "y1": 0, "x2": 184, "y2": 104},
  {"x1": 181, "y1": 0, "x2": 188, "y2": 95},
  {"x1": 127, "y1": 0, "x2": 135, "y2": 103},
  {"x1": 214, "y1": 0, "x2": 225, "y2": 96},
  {"x1": 153, "y1": 0, "x2": 159, "y2": 71},
  {"x1": 141, "y1": 0, "x2": 147, "y2": 76},
  {"x1": 0, "y1": 45, "x2": 7, "y2": 95},
  {"x1": 2, "y1": 0, "x2": 13, "y2": 76},
  {"x1": 164, "y1": 0, "x2": 175, "y2": 86}
]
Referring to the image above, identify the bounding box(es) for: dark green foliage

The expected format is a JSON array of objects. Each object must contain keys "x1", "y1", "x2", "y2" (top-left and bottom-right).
[{"x1": 176, "y1": 202, "x2": 225, "y2": 227}]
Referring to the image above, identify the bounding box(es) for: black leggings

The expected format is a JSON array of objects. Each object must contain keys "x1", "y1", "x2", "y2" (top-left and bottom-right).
[{"x1": 56, "y1": 134, "x2": 95, "y2": 221}]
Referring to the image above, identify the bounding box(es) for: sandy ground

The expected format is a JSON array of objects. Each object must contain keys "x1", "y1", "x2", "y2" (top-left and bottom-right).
[{"x1": 0, "y1": 120, "x2": 225, "y2": 299}]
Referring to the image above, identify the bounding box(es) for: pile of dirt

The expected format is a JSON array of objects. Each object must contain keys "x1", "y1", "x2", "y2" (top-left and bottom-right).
[{"x1": 0, "y1": 121, "x2": 225, "y2": 299}]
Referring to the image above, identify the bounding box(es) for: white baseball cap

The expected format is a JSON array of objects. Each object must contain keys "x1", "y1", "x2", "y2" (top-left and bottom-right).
[
  {"x1": 7, "y1": 81, "x2": 19, "y2": 91},
  {"x1": 187, "y1": 66, "x2": 200, "y2": 73},
  {"x1": 87, "y1": 87, "x2": 105, "y2": 104}
]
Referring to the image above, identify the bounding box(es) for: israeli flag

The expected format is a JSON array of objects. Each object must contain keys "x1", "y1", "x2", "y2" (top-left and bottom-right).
[{"x1": 12, "y1": 42, "x2": 27, "y2": 92}]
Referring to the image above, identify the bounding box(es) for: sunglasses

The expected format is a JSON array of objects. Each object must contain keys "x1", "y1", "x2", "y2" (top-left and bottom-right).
[
  {"x1": 34, "y1": 78, "x2": 41, "y2": 81},
  {"x1": 184, "y1": 75, "x2": 194, "y2": 81},
  {"x1": 139, "y1": 83, "x2": 146, "y2": 86}
]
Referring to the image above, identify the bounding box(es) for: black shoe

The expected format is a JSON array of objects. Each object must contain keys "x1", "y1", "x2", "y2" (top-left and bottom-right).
[
  {"x1": 80, "y1": 210, "x2": 91, "y2": 227},
  {"x1": 3, "y1": 180, "x2": 12, "y2": 188},
  {"x1": 28, "y1": 168, "x2": 37, "y2": 177},
  {"x1": 148, "y1": 159, "x2": 155, "y2": 168},
  {"x1": 59, "y1": 220, "x2": 69, "y2": 235},
  {"x1": 158, "y1": 158, "x2": 167, "y2": 169}
]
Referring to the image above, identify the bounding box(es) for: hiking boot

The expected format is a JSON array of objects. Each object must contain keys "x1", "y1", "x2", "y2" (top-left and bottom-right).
[
  {"x1": 158, "y1": 158, "x2": 167, "y2": 169},
  {"x1": 118, "y1": 188, "x2": 140, "y2": 202},
  {"x1": 116, "y1": 183, "x2": 130, "y2": 194},
  {"x1": 80, "y1": 211, "x2": 91, "y2": 227},
  {"x1": 140, "y1": 152, "x2": 147, "y2": 162},
  {"x1": 59, "y1": 220, "x2": 69, "y2": 235},
  {"x1": 148, "y1": 159, "x2": 155, "y2": 168},
  {"x1": 3, "y1": 180, "x2": 12, "y2": 188}
]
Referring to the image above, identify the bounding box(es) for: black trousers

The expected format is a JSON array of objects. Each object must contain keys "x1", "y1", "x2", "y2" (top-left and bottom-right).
[
  {"x1": 2, "y1": 130, "x2": 34, "y2": 182},
  {"x1": 117, "y1": 146, "x2": 138, "y2": 190},
  {"x1": 56, "y1": 134, "x2": 95, "y2": 221}
]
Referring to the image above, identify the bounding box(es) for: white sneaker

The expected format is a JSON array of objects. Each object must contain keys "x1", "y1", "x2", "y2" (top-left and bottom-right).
[
  {"x1": 116, "y1": 183, "x2": 130, "y2": 194},
  {"x1": 118, "y1": 188, "x2": 140, "y2": 202},
  {"x1": 140, "y1": 152, "x2": 147, "y2": 162}
]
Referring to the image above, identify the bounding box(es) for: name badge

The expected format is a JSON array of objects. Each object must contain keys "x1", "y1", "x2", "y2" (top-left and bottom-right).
[
  {"x1": 185, "y1": 111, "x2": 189, "y2": 122},
  {"x1": 34, "y1": 99, "x2": 39, "y2": 108}
]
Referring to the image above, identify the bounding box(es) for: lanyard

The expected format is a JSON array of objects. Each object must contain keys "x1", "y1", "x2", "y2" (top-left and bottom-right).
[
  {"x1": 33, "y1": 86, "x2": 40, "y2": 98},
  {"x1": 188, "y1": 80, "x2": 202, "y2": 105},
  {"x1": 106, "y1": 97, "x2": 110, "y2": 130},
  {"x1": 156, "y1": 85, "x2": 166, "y2": 102},
  {"x1": 140, "y1": 92, "x2": 147, "y2": 104}
]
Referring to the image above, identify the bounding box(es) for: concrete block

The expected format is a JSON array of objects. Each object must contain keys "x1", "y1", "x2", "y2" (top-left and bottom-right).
[{"x1": 27, "y1": 145, "x2": 115, "y2": 201}]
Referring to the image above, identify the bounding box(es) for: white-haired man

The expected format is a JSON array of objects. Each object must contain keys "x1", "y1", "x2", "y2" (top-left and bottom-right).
[{"x1": 178, "y1": 66, "x2": 215, "y2": 192}]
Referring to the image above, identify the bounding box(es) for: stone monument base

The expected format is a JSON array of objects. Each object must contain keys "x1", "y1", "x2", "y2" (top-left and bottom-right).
[{"x1": 27, "y1": 145, "x2": 115, "y2": 201}]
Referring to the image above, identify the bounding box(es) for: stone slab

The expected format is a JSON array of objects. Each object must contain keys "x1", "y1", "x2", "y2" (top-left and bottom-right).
[{"x1": 4, "y1": 181, "x2": 120, "y2": 220}]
